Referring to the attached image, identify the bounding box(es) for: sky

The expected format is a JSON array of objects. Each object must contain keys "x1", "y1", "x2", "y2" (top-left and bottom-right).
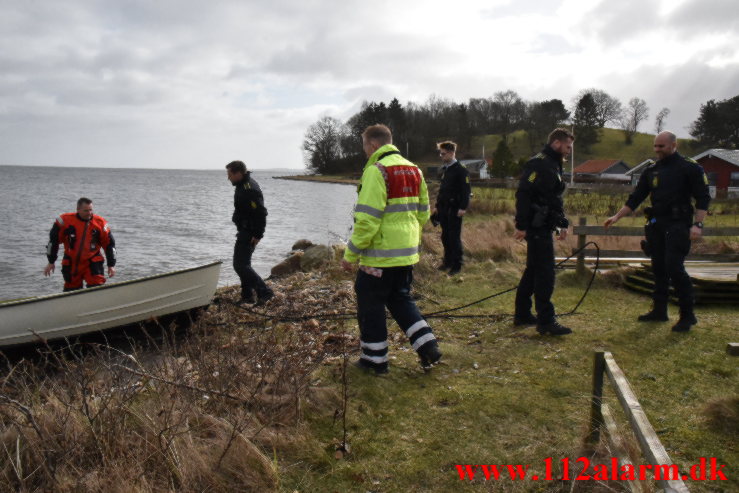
[{"x1": 0, "y1": 0, "x2": 737, "y2": 170}]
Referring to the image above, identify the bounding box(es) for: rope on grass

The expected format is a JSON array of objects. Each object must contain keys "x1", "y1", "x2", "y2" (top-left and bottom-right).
[{"x1": 225, "y1": 241, "x2": 602, "y2": 323}]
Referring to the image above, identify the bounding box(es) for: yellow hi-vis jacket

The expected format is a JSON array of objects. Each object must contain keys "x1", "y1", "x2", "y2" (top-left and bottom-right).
[{"x1": 344, "y1": 144, "x2": 430, "y2": 267}]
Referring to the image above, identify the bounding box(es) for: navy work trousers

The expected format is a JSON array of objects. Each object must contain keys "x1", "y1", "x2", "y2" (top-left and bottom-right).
[
  {"x1": 233, "y1": 231, "x2": 271, "y2": 300},
  {"x1": 514, "y1": 229, "x2": 556, "y2": 325},
  {"x1": 647, "y1": 220, "x2": 694, "y2": 313},
  {"x1": 439, "y1": 207, "x2": 463, "y2": 269},
  {"x1": 354, "y1": 266, "x2": 435, "y2": 372}
]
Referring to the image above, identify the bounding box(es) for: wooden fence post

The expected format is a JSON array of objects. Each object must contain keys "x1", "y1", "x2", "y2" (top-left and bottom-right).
[
  {"x1": 587, "y1": 351, "x2": 605, "y2": 444},
  {"x1": 576, "y1": 216, "x2": 587, "y2": 276}
]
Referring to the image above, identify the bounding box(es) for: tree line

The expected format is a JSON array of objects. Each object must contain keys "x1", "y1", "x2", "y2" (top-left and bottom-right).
[{"x1": 302, "y1": 90, "x2": 739, "y2": 176}]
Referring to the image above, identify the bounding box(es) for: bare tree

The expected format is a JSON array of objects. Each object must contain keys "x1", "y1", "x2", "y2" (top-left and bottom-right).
[
  {"x1": 573, "y1": 88, "x2": 622, "y2": 127},
  {"x1": 302, "y1": 116, "x2": 347, "y2": 174},
  {"x1": 493, "y1": 90, "x2": 526, "y2": 137},
  {"x1": 654, "y1": 107, "x2": 670, "y2": 133},
  {"x1": 620, "y1": 97, "x2": 649, "y2": 144}
]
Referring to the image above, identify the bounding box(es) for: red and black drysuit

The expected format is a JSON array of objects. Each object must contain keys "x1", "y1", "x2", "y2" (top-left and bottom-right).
[{"x1": 46, "y1": 213, "x2": 116, "y2": 291}]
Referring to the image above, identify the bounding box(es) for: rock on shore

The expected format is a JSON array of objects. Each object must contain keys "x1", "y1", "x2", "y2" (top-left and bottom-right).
[{"x1": 270, "y1": 240, "x2": 342, "y2": 277}]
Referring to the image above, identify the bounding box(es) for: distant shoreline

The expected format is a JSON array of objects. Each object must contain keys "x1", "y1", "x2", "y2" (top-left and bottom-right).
[{"x1": 273, "y1": 175, "x2": 358, "y2": 186}]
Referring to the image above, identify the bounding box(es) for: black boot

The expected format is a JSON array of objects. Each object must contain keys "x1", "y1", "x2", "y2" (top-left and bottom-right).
[
  {"x1": 637, "y1": 303, "x2": 668, "y2": 322},
  {"x1": 672, "y1": 304, "x2": 697, "y2": 332},
  {"x1": 418, "y1": 340, "x2": 442, "y2": 368},
  {"x1": 255, "y1": 290, "x2": 274, "y2": 306},
  {"x1": 240, "y1": 289, "x2": 256, "y2": 304},
  {"x1": 536, "y1": 320, "x2": 572, "y2": 336},
  {"x1": 354, "y1": 358, "x2": 389, "y2": 375},
  {"x1": 513, "y1": 313, "x2": 538, "y2": 326},
  {"x1": 671, "y1": 314, "x2": 696, "y2": 332}
]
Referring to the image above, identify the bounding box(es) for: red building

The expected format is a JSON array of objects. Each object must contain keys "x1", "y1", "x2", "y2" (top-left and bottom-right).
[{"x1": 693, "y1": 149, "x2": 739, "y2": 194}]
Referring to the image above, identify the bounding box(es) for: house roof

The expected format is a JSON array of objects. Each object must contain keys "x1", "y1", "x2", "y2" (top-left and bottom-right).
[
  {"x1": 692, "y1": 149, "x2": 739, "y2": 168},
  {"x1": 574, "y1": 159, "x2": 625, "y2": 174},
  {"x1": 625, "y1": 159, "x2": 654, "y2": 176},
  {"x1": 460, "y1": 159, "x2": 487, "y2": 171}
]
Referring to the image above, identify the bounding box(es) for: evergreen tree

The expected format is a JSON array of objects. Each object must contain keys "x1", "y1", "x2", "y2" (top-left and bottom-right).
[
  {"x1": 690, "y1": 95, "x2": 739, "y2": 148},
  {"x1": 492, "y1": 139, "x2": 515, "y2": 178},
  {"x1": 572, "y1": 93, "x2": 600, "y2": 151}
]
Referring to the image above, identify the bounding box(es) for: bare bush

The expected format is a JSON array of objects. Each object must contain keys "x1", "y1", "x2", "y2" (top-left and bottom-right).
[{"x1": 0, "y1": 275, "x2": 354, "y2": 492}]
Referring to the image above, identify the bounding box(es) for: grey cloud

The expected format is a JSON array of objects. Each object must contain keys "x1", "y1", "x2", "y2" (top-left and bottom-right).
[
  {"x1": 481, "y1": 0, "x2": 556, "y2": 19},
  {"x1": 342, "y1": 85, "x2": 397, "y2": 104},
  {"x1": 580, "y1": 0, "x2": 659, "y2": 45},
  {"x1": 668, "y1": 0, "x2": 739, "y2": 32},
  {"x1": 528, "y1": 34, "x2": 578, "y2": 55},
  {"x1": 581, "y1": 0, "x2": 739, "y2": 45},
  {"x1": 591, "y1": 60, "x2": 739, "y2": 136}
]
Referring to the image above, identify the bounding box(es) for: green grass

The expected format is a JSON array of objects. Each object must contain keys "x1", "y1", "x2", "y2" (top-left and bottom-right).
[
  {"x1": 582, "y1": 128, "x2": 703, "y2": 167},
  {"x1": 437, "y1": 128, "x2": 708, "y2": 169},
  {"x1": 280, "y1": 262, "x2": 738, "y2": 492}
]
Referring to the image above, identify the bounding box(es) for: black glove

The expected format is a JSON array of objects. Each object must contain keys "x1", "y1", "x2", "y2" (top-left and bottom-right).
[{"x1": 430, "y1": 212, "x2": 440, "y2": 227}]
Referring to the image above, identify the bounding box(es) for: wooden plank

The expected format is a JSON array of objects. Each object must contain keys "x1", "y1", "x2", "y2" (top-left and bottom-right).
[
  {"x1": 572, "y1": 226, "x2": 739, "y2": 236},
  {"x1": 728, "y1": 343, "x2": 739, "y2": 356},
  {"x1": 602, "y1": 352, "x2": 690, "y2": 493},
  {"x1": 602, "y1": 404, "x2": 647, "y2": 493},
  {"x1": 578, "y1": 249, "x2": 739, "y2": 262},
  {"x1": 587, "y1": 351, "x2": 606, "y2": 445},
  {"x1": 630, "y1": 267, "x2": 739, "y2": 285},
  {"x1": 577, "y1": 217, "x2": 587, "y2": 276},
  {"x1": 573, "y1": 226, "x2": 646, "y2": 236}
]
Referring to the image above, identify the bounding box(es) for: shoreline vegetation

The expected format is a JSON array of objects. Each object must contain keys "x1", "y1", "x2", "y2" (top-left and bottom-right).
[
  {"x1": 1, "y1": 185, "x2": 737, "y2": 492},
  {"x1": 273, "y1": 174, "x2": 359, "y2": 185}
]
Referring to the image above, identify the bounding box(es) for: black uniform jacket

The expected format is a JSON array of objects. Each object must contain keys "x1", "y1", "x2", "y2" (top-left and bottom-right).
[
  {"x1": 625, "y1": 152, "x2": 711, "y2": 218},
  {"x1": 515, "y1": 145, "x2": 568, "y2": 231},
  {"x1": 435, "y1": 160, "x2": 471, "y2": 211},
  {"x1": 232, "y1": 172, "x2": 267, "y2": 238}
]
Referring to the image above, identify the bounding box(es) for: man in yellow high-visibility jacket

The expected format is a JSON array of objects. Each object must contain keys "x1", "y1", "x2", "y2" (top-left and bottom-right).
[{"x1": 341, "y1": 124, "x2": 441, "y2": 374}]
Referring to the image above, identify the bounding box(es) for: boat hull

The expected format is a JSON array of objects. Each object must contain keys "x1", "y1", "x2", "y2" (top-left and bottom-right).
[{"x1": 0, "y1": 262, "x2": 221, "y2": 346}]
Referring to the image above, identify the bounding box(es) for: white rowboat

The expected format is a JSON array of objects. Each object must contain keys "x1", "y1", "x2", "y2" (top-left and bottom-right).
[{"x1": 0, "y1": 261, "x2": 221, "y2": 347}]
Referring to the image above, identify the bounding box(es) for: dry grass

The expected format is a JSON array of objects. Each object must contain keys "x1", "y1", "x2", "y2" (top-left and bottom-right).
[
  {"x1": 702, "y1": 397, "x2": 739, "y2": 436},
  {"x1": 0, "y1": 273, "x2": 359, "y2": 493}
]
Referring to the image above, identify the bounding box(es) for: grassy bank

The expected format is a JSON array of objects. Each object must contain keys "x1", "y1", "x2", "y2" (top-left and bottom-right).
[
  {"x1": 1, "y1": 189, "x2": 736, "y2": 492},
  {"x1": 281, "y1": 259, "x2": 738, "y2": 492},
  {"x1": 460, "y1": 128, "x2": 703, "y2": 168}
]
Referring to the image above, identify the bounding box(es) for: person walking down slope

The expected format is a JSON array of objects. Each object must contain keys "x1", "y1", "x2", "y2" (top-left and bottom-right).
[
  {"x1": 226, "y1": 160, "x2": 274, "y2": 305},
  {"x1": 341, "y1": 124, "x2": 442, "y2": 374}
]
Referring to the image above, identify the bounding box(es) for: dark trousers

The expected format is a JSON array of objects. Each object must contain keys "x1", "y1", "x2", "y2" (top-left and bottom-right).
[
  {"x1": 233, "y1": 231, "x2": 271, "y2": 299},
  {"x1": 648, "y1": 221, "x2": 694, "y2": 313},
  {"x1": 354, "y1": 266, "x2": 436, "y2": 371},
  {"x1": 514, "y1": 229, "x2": 555, "y2": 324},
  {"x1": 439, "y1": 207, "x2": 463, "y2": 268}
]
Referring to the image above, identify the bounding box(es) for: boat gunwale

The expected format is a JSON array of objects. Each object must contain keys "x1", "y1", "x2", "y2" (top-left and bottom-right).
[{"x1": 0, "y1": 261, "x2": 222, "y2": 309}]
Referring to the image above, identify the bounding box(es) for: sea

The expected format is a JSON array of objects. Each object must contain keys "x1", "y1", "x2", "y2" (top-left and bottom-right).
[{"x1": 0, "y1": 165, "x2": 357, "y2": 300}]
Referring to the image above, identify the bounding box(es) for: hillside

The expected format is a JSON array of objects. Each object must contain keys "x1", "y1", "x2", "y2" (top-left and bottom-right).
[{"x1": 417, "y1": 128, "x2": 706, "y2": 170}]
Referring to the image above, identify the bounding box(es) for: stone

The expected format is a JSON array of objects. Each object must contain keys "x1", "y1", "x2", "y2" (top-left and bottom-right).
[
  {"x1": 300, "y1": 244, "x2": 332, "y2": 271},
  {"x1": 270, "y1": 252, "x2": 303, "y2": 277},
  {"x1": 291, "y1": 239, "x2": 314, "y2": 251}
]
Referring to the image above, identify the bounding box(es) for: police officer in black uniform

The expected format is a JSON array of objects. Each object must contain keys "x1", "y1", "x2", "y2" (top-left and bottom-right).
[
  {"x1": 514, "y1": 128, "x2": 574, "y2": 335},
  {"x1": 226, "y1": 160, "x2": 274, "y2": 305},
  {"x1": 604, "y1": 131, "x2": 710, "y2": 332},
  {"x1": 433, "y1": 141, "x2": 471, "y2": 275}
]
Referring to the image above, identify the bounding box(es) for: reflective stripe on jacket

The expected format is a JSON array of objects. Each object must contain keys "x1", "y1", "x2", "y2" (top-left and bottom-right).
[{"x1": 344, "y1": 144, "x2": 430, "y2": 267}]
